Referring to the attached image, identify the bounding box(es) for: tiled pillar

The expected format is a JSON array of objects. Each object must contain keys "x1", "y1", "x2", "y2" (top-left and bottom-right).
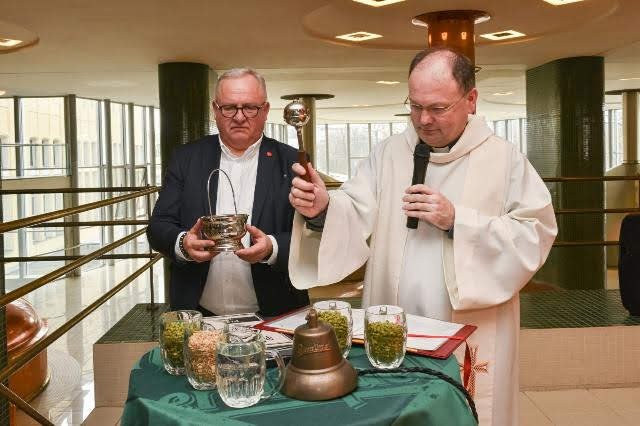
[
  {"x1": 157, "y1": 62, "x2": 211, "y2": 302},
  {"x1": 526, "y1": 56, "x2": 605, "y2": 289}
]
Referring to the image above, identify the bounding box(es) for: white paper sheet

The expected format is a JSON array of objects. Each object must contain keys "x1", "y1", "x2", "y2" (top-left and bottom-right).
[{"x1": 264, "y1": 308, "x2": 464, "y2": 352}]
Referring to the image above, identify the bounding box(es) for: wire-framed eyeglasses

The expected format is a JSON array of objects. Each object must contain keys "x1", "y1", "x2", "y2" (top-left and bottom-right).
[
  {"x1": 404, "y1": 92, "x2": 468, "y2": 117},
  {"x1": 214, "y1": 102, "x2": 267, "y2": 118}
]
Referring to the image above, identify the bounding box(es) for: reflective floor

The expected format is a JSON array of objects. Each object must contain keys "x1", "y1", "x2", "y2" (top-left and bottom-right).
[{"x1": 14, "y1": 258, "x2": 163, "y2": 425}]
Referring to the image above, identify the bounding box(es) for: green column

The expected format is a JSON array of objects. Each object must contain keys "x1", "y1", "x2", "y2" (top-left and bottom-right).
[
  {"x1": 158, "y1": 62, "x2": 211, "y2": 303},
  {"x1": 526, "y1": 56, "x2": 605, "y2": 290},
  {"x1": 158, "y1": 62, "x2": 211, "y2": 174}
]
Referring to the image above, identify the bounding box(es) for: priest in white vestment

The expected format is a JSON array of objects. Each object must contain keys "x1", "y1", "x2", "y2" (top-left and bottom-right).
[{"x1": 287, "y1": 48, "x2": 557, "y2": 425}]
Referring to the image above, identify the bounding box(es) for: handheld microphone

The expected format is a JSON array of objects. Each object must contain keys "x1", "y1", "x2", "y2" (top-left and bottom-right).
[{"x1": 406, "y1": 141, "x2": 430, "y2": 229}]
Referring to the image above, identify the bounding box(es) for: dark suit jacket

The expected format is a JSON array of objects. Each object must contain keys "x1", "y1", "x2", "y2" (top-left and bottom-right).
[{"x1": 147, "y1": 134, "x2": 309, "y2": 316}]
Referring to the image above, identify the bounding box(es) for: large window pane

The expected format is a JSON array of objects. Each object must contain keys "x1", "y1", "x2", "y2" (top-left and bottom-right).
[
  {"x1": 287, "y1": 126, "x2": 298, "y2": 149},
  {"x1": 111, "y1": 103, "x2": 125, "y2": 166},
  {"x1": 391, "y1": 122, "x2": 407, "y2": 135},
  {"x1": 371, "y1": 123, "x2": 391, "y2": 147},
  {"x1": 134, "y1": 105, "x2": 146, "y2": 183},
  {"x1": 349, "y1": 124, "x2": 369, "y2": 158},
  {"x1": 315, "y1": 124, "x2": 327, "y2": 174},
  {"x1": 21, "y1": 97, "x2": 65, "y2": 177},
  {"x1": 0, "y1": 98, "x2": 16, "y2": 178},
  {"x1": 327, "y1": 124, "x2": 348, "y2": 180},
  {"x1": 494, "y1": 120, "x2": 507, "y2": 139}
]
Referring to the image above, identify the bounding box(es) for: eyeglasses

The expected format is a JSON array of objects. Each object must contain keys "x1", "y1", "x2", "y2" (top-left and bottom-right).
[
  {"x1": 214, "y1": 102, "x2": 267, "y2": 118},
  {"x1": 404, "y1": 92, "x2": 468, "y2": 117}
]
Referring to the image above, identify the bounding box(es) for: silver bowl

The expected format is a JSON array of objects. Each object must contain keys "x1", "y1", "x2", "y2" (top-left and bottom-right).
[{"x1": 200, "y1": 214, "x2": 249, "y2": 252}]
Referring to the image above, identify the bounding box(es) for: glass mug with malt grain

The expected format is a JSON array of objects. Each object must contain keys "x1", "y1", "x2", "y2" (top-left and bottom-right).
[{"x1": 216, "y1": 325, "x2": 285, "y2": 408}]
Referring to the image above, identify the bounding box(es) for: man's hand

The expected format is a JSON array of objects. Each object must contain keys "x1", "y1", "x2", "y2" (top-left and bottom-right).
[
  {"x1": 183, "y1": 218, "x2": 218, "y2": 262},
  {"x1": 235, "y1": 225, "x2": 273, "y2": 264},
  {"x1": 289, "y1": 162, "x2": 329, "y2": 219},
  {"x1": 402, "y1": 184, "x2": 455, "y2": 231}
]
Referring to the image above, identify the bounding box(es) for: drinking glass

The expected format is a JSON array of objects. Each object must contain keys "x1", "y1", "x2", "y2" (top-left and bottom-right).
[
  {"x1": 159, "y1": 310, "x2": 202, "y2": 375},
  {"x1": 184, "y1": 321, "x2": 226, "y2": 390},
  {"x1": 313, "y1": 300, "x2": 353, "y2": 358},
  {"x1": 216, "y1": 326, "x2": 285, "y2": 408},
  {"x1": 364, "y1": 305, "x2": 407, "y2": 369}
]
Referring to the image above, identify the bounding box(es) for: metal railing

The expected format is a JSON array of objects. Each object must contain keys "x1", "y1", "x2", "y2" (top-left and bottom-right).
[{"x1": 0, "y1": 185, "x2": 160, "y2": 425}]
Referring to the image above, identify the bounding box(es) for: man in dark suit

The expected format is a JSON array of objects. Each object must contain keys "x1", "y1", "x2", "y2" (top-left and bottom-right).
[{"x1": 147, "y1": 68, "x2": 309, "y2": 317}]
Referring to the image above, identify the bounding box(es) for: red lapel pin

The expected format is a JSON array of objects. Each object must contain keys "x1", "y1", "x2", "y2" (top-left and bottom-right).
[{"x1": 266, "y1": 151, "x2": 273, "y2": 157}]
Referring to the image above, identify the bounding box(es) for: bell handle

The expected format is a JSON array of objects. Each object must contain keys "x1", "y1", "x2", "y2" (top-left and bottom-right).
[
  {"x1": 262, "y1": 349, "x2": 286, "y2": 401},
  {"x1": 206, "y1": 168, "x2": 239, "y2": 217}
]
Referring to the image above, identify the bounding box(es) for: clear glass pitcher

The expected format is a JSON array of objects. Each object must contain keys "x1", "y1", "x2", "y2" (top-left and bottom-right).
[{"x1": 216, "y1": 325, "x2": 285, "y2": 408}]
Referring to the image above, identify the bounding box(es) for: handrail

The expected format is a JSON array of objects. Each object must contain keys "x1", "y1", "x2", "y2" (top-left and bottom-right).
[
  {"x1": 0, "y1": 186, "x2": 159, "y2": 194},
  {"x1": 0, "y1": 228, "x2": 146, "y2": 308},
  {"x1": 2, "y1": 254, "x2": 156, "y2": 263},
  {"x1": 0, "y1": 254, "x2": 161, "y2": 384},
  {"x1": 0, "y1": 182, "x2": 160, "y2": 424},
  {"x1": 0, "y1": 186, "x2": 158, "y2": 233},
  {"x1": 26, "y1": 219, "x2": 149, "y2": 227}
]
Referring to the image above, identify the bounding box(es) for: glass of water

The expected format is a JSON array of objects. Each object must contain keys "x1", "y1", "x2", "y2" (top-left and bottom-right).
[
  {"x1": 364, "y1": 305, "x2": 407, "y2": 369},
  {"x1": 216, "y1": 325, "x2": 285, "y2": 408}
]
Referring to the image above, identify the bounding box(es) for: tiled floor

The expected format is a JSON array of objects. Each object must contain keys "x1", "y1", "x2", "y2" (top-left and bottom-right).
[
  {"x1": 11, "y1": 260, "x2": 640, "y2": 425},
  {"x1": 521, "y1": 388, "x2": 640, "y2": 426}
]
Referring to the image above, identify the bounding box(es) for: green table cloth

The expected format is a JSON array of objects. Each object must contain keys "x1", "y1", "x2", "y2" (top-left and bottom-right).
[{"x1": 121, "y1": 347, "x2": 475, "y2": 426}]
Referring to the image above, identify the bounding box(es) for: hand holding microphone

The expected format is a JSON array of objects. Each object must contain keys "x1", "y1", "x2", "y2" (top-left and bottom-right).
[
  {"x1": 403, "y1": 142, "x2": 455, "y2": 231},
  {"x1": 406, "y1": 142, "x2": 430, "y2": 229}
]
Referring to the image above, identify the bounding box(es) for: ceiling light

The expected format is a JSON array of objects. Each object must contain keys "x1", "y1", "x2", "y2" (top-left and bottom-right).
[
  {"x1": 542, "y1": 0, "x2": 585, "y2": 5},
  {"x1": 619, "y1": 77, "x2": 640, "y2": 81},
  {"x1": 0, "y1": 38, "x2": 22, "y2": 47},
  {"x1": 480, "y1": 30, "x2": 525, "y2": 41},
  {"x1": 492, "y1": 91, "x2": 514, "y2": 96},
  {"x1": 336, "y1": 31, "x2": 383, "y2": 42},
  {"x1": 376, "y1": 81, "x2": 400, "y2": 85},
  {"x1": 0, "y1": 90, "x2": 5, "y2": 96},
  {"x1": 352, "y1": 0, "x2": 405, "y2": 6}
]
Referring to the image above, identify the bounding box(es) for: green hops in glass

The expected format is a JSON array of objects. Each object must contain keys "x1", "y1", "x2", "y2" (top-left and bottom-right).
[
  {"x1": 159, "y1": 310, "x2": 202, "y2": 375},
  {"x1": 313, "y1": 300, "x2": 353, "y2": 358},
  {"x1": 364, "y1": 305, "x2": 407, "y2": 369}
]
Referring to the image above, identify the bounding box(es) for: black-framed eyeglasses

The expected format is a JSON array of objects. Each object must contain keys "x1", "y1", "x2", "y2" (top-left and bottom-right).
[
  {"x1": 213, "y1": 102, "x2": 267, "y2": 118},
  {"x1": 404, "y1": 92, "x2": 468, "y2": 117}
]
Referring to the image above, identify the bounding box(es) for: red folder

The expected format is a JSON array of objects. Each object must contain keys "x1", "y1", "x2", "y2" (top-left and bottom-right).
[{"x1": 254, "y1": 306, "x2": 477, "y2": 359}]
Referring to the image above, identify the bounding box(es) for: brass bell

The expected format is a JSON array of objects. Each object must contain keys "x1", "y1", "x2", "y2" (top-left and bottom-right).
[{"x1": 281, "y1": 308, "x2": 358, "y2": 401}]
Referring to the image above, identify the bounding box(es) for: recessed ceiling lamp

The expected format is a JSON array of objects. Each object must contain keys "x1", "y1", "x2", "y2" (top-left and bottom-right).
[
  {"x1": 542, "y1": 0, "x2": 585, "y2": 5},
  {"x1": 336, "y1": 31, "x2": 383, "y2": 42},
  {"x1": 376, "y1": 81, "x2": 400, "y2": 85},
  {"x1": 0, "y1": 38, "x2": 22, "y2": 47},
  {"x1": 0, "y1": 90, "x2": 6, "y2": 96},
  {"x1": 352, "y1": 0, "x2": 405, "y2": 7},
  {"x1": 480, "y1": 30, "x2": 525, "y2": 41},
  {"x1": 492, "y1": 91, "x2": 514, "y2": 96},
  {"x1": 619, "y1": 77, "x2": 640, "y2": 81}
]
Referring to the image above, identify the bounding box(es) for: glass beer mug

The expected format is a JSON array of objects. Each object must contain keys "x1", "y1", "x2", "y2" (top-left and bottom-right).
[{"x1": 216, "y1": 325, "x2": 285, "y2": 408}]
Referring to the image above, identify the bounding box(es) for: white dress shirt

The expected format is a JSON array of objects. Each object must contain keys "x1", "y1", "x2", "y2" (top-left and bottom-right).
[{"x1": 174, "y1": 136, "x2": 278, "y2": 315}]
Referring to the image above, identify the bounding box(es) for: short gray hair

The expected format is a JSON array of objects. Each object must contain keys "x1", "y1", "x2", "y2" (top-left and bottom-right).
[{"x1": 215, "y1": 68, "x2": 268, "y2": 100}]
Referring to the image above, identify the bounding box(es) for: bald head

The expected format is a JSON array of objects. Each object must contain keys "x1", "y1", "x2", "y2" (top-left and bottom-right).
[{"x1": 409, "y1": 48, "x2": 475, "y2": 94}]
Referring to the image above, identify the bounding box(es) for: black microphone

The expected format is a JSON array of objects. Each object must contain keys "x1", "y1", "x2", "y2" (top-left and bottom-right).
[{"x1": 407, "y1": 141, "x2": 430, "y2": 229}]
